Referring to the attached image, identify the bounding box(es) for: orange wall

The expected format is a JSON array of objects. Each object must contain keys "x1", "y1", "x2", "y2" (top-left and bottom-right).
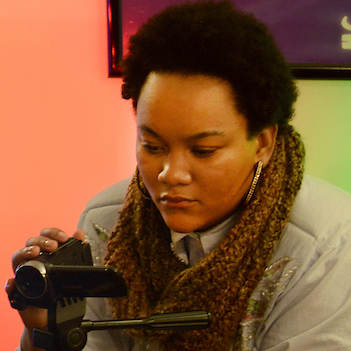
[
  {"x1": 1, "y1": 1, "x2": 351, "y2": 350},
  {"x1": 0, "y1": 1, "x2": 136, "y2": 349}
]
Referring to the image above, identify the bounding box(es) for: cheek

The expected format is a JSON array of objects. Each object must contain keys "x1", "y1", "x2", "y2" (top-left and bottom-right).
[
  {"x1": 136, "y1": 144, "x2": 151, "y2": 171},
  {"x1": 198, "y1": 156, "x2": 254, "y2": 198},
  {"x1": 136, "y1": 152, "x2": 160, "y2": 188},
  {"x1": 136, "y1": 149, "x2": 143, "y2": 168}
]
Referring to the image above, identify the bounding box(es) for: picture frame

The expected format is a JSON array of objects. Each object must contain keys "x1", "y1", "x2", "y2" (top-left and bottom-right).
[{"x1": 107, "y1": 0, "x2": 351, "y2": 79}]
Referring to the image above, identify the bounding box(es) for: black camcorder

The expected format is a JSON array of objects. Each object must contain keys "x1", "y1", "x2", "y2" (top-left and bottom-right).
[
  {"x1": 10, "y1": 238, "x2": 128, "y2": 310},
  {"x1": 9, "y1": 238, "x2": 212, "y2": 351}
]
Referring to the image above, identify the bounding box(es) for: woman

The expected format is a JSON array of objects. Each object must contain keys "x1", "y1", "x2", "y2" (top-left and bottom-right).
[{"x1": 7, "y1": 1, "x2": 351, "y2": 350}]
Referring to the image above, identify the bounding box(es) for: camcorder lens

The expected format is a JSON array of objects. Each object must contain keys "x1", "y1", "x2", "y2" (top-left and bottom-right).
[{"x1": 15, "y1": 263, "x2": 47, "y2": 299}]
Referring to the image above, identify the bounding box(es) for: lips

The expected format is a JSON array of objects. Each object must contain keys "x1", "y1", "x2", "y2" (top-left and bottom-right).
[{"x1": 159, "y1": 194, "x2": 195, "y2": 209}]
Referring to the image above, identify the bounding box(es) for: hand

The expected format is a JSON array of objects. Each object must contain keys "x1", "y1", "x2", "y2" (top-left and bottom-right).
[{"x1": 5, "y1": 228, "x2": 85, "y2": 351}]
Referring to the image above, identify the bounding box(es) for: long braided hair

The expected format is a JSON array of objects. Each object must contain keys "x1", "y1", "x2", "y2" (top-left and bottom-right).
[{"x1": 105, "y1": 124, "x2": 305, "y2": 350}]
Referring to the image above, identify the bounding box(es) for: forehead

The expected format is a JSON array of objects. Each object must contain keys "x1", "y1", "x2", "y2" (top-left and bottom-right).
[
  {"x1": 136, "y1": 72, "x2": 248, "y2": 133},
  {"x1": 138, "y1": 72, "x2": 235, "y2": 107}
]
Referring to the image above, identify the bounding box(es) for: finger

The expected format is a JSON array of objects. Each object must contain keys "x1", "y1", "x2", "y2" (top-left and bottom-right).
[
  {"x1": 19, "y1": 306, "x2": 48, "y2": 331},
  {"x1": 39, "y1": 228, "x2": 69, "y2": 242},
  {"x1": 14, "y1": 229, "x2": 83, "y2": 273},
  {"x1": 72, "y1": 229, "x2": 85, "y2": 242},
  {"x1": 24, "y1": 237, "x2": 59, "y2": 261},
  {"x1": 12, "y1": 245, "x2": 41, "y2": 272},
  {"x1": 4, "y1": 278, "x2": 15, "y2": 295},
  {"x1": 24, "y1": 228, "x2": 69, "y2": 252}
]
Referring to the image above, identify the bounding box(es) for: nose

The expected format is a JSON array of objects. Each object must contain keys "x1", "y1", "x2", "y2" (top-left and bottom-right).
[{"x1": 158, "y1": 153, "x2": 191, "y2": 185}]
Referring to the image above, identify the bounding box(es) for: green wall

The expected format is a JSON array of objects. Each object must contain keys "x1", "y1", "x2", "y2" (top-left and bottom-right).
[{"x1": 293, "y1": 80, "x2": 351, "y2": 193}]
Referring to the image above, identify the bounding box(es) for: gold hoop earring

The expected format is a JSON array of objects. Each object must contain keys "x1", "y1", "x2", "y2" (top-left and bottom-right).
[
  {"x1": 244, "y1": 161, "x2": 263, "y2": 205},
  {"x1": 135, "y1": 168, "x2": 152, "y2": 200}
]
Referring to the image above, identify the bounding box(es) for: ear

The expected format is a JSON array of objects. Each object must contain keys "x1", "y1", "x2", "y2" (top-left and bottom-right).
[{"x1": 253, "y1": 124, "x2": 278, "y2": 167}]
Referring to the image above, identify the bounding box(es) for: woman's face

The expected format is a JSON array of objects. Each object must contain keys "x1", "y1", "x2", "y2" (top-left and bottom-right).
[{"x1": 136, "y1": 72, "x2": 269, "y2": 233}]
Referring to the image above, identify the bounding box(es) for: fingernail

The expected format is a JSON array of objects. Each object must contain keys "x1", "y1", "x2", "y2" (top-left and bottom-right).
[
  {"x1": 26, "y1": 246, "x2": 35, "y2": 253},
  {"x1": 44, "y1": 240, "x2": 54, "y2": 247},
  {"x1": 57, "y1": 231, "x2": 67, "y2": 239}
]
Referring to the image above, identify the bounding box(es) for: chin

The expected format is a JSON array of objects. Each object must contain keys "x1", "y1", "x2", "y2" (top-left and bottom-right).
[
  {"x1": 163, "y1": 216, "x2": 201, "y2": 233},
  {"x1": 164, "y1": 218, "x2": 217, "y2": 233},
  {"x1": 167, "y1": 225, "x2": 195, "y2": 234}
]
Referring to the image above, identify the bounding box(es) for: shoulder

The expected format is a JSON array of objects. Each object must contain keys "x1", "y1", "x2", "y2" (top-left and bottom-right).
[
  {"x1": 266, "y1": 174, "x2": 351, "y2": 313},
  {"x1": 288, "y1": 174, "x2": 351, "y2": 252},
  {"x1": 253, "y1": 177, "x2": 351, "y2": 349},
  {"x1": 82, "y1": 177, "x2": 132, "y2": 212},
  {"x1": 77, "y1": 177, "x2": 132, "y2": 264},
  {"x1": 292, "y1": 174, "x2": 351, "y2": 223},
  {"x1": 78, "y1": 177, "x2": 131, "y2": 230}
]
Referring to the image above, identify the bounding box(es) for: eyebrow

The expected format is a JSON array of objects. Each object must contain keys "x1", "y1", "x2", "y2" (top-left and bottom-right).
[
  {"x1": 138, "y1": 124, "x2": 226, "y2": 141},
  {"x1": 187, "y1": 131, "x2": 226, "y2": 141},
  {"x1": 138, "y1": 124, "x2": 161, "y2": 138}
]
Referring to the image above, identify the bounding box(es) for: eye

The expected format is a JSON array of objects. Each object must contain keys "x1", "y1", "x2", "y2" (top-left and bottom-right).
[
  {"x1": 191, "y1": 147, "x2": 217, "y2": 158},
  {"x1": 141, "y1": 142, "x2": 164, "y2": 154}
]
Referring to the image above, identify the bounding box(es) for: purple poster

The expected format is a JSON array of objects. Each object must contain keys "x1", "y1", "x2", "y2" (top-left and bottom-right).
[{"x1": 108, "y1": 0, "x2": 351, "y2": 78}]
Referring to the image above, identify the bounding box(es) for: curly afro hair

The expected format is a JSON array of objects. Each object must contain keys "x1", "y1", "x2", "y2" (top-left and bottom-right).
[{"x1": 121, "y1": 0, "x2": 298, "y2": 136}]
